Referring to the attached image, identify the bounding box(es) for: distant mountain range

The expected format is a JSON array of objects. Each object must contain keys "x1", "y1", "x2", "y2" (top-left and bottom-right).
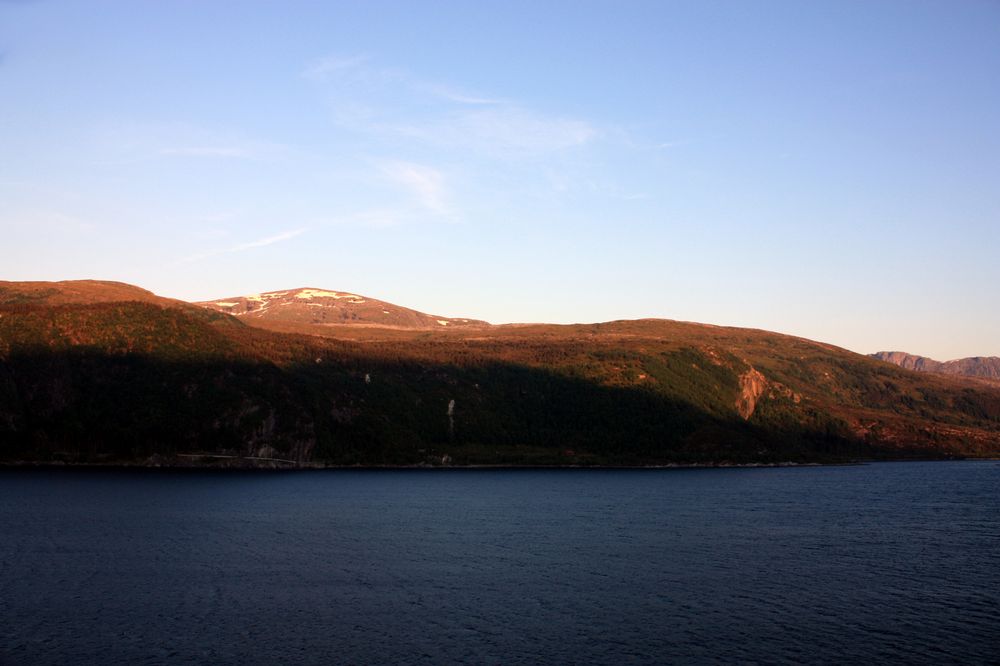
[
  {"x1": 2, "y1": 279, "x2": 999, "y2": 467},
  {"x1": 871, "y1": 352, "x2": 1000, "y2": 380}
]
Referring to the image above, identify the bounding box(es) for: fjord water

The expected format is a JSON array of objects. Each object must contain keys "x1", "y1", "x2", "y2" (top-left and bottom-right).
[{"x1": 1, "y1": 463, "x2": 997, "y2": 664}]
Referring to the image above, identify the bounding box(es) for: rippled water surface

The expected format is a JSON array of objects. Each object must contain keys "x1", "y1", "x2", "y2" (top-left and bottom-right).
[{"x1": 1, "y1": 462, "x2": 998, "y2": 664}]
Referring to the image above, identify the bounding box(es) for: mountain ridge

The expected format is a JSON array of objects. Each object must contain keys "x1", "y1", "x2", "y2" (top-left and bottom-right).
[
  {"x1": 2, "y1": 279, "x2": 999, "y2": 467},
  {"x1": 871, "y1": 351, "x2": 1000, "y2": 380}
]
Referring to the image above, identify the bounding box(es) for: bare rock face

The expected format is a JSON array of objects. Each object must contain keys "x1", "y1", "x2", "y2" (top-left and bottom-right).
[
  {"x1": 871, "y1": 351, "x2": 1000, "y2": 379},
  {"x1": 942, "y1": 357, "x2": 1000, "y2": 380},
  {"x1": 735, "y1": 366, "x2": 803, "y2": 420},
  {"x1": 196, "y1": 288, "x2": 489, "y2": 330},
  {"x1": 737, "y1": 368, "x2": 767, "y2": 420},
  {"x1": 870, "y1": 351, "x2": 943, "y2": 373}
]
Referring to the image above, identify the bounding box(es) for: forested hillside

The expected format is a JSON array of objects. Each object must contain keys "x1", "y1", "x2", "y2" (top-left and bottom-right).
[{"x1": 2, "y1": 282, "x2": 999, "y2": 466}]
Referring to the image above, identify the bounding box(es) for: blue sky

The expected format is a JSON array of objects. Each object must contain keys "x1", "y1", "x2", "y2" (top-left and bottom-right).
[{"x1": 2, "y1": 0, "x2": 998, "y2": 359}]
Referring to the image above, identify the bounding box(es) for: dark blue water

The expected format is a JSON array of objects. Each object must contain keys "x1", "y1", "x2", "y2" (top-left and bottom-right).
[{"x1": 1, "y1": 462, "x2": 998, "y2": 665}]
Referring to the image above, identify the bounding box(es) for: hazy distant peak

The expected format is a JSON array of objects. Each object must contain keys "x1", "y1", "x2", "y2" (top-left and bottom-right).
[{"x1": 871, "y1": 351, "x2": 1000, "y2": 379}]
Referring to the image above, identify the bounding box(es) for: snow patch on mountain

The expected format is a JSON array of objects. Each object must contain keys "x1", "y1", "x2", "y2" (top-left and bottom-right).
[{"x1": 294, "y1": 289, "x2": 360, "y2": 300}]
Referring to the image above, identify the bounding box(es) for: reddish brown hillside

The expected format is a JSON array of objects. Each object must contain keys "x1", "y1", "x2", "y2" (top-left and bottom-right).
[
  {"x1": 0, "y1": 280, "x2": 178, "y2": 306},
  {"x1": 2, "y1": 281, "x2": 999, "y2": 465}
]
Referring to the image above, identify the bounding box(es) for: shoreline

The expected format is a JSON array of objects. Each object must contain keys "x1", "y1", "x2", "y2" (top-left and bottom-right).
[{"x1": 0, "y1": 457, "x2": 987, "y2": 472}]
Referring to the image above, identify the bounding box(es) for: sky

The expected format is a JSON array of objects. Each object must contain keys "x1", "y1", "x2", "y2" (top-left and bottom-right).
[{"x1": 1, "y1": 0, "x2": 998, "y2": 360}]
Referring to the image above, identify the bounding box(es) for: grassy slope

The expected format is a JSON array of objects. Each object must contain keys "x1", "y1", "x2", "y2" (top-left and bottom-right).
[{"x1": 1, "y1": 283, "x2": 998, "y2": 465}]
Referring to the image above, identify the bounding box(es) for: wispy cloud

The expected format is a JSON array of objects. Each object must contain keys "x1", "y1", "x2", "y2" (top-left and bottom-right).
[
  {"x1": 1, "y1": 209, "x2": 95, "y2": 233},
  {"x1": 656, "y1": 139, "x2": 693, "y2": 150},
  {"x1": 305, "y1": 54, "x2": 597, "y2": 159},
  {"x1": 332, "y1": 208, "x2": 405, "y2": 229},
  {"x1": 160, "y1": 146, "x2": 256, "y2": 159},
  {"x1": 379, "y1": 160, "x2": 451, "y2": 215},
  {"x1": 231, "y1": 228, "x2": 305, "y2": 251},
  {"x1": 92, "y1": 122, "x2": 288, "y2": 164},
  {"x1": 156, "y1": 136, "x2": 288, "y2": 161},
  {"x1": 417, "y1": 83, "x2": 504, "y2": 106},
  {"x1": 299, "y1": 54, "x2": 642, "y2": 212},
  {"x1": 334, "y1": 105, "x2": 597, "y2": 160},
  {"x1": 446, "y1": 107, "x2": 596, "y2": 156},
  {"x1": 181, "y1": 228, "x2": 306, "y2": 263},
  {"x1": 301, "y1": 54, "x2": 369, "y2": 80}
]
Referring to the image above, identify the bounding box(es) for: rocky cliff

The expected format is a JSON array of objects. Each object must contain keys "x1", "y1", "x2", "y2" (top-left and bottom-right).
[{"x1": 871, "y1": 351, "x2": 1000, "y2": 380}]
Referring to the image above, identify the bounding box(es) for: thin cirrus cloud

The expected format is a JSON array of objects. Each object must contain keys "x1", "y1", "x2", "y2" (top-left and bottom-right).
[
  {"x1": 92, "y1": 122, "x2": 288, "y2": 164},
  {"x1": 1, "y1": 208, "x2": 95, "y2": 233},
  {"x1": 378, "y1": 160, "x2": 452, "y2": 216},
  {"x1": 157, "y1": 136, "x2": 290, "y2": 161},
  {"x1": 181, "y1": 228, "x2": 307, "y2": 264},
  {"x1": 415, "y1": 82, "x2": 505, "y2": 106},
  {"x1": 306, "y1": 54, "x2": 598, "y2": 158},
  {"x1": 372, "y1": 106, "x2": 597, "y2": 159},
  {"x1": 299, "y1": 54, "x2": 623, "y2": 224},
  {"x1": 300, "y1": 54, "x2": 371, "y2": 80},
  {"x1": 159, "y1": 146, "x2": 257, "y2": 159},
  {"x1": 446, "y1": 106, "x2": 595, "y2": 155}
]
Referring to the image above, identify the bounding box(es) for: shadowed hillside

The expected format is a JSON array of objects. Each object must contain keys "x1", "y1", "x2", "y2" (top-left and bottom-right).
[{"x1": 1, "y1": 281, "x2": 999, "y2": 466}]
